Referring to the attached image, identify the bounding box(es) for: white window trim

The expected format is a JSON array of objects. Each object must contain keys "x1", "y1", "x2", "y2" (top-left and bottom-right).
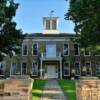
[
  {"x1": 21, "y1": 62, "x2": 27, "y2": 75},
  {"x1": 74, "y1": 44, "x2": 80, "y2": 56},
  {"x1": 74, "y1": 62, "x2": 81, "y2": 76},
  {"x1": 63, "y1": 62, "x2": 70, "y2": 76},
  {"x1": 32, "y1": 61, "x2": 38, "y2": 76},
  {"x1": 85, "y1": 61, "x2": 92, "y2": 76},
  {"x1": 95, "y1": 62, "x2": 100, "y2": 76},
  {"x1": 63, "y1": 43, "x2": 69, "y2": 56},
  {"x1": 10, "y1": 62, "x2": 17, "y2": 76},
  {"x1": 32, "y1": 43, "x2": 38, "y2": 56},
  {"x1": 22, "y1": 43, "x2": 29, "y2": 56}
]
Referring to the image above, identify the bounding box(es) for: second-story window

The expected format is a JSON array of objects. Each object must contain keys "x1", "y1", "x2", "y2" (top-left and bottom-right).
[
  {"x1": 74, "y1": 44, "x2": 79, "y2": 56},
  {"x1": 33, "y1": 43, "x2": 38, "y2": 55},
  {"x1": 22, "y1": 43, "x2": 28, "y2": 56},
  {"x1": 64, "y1": 44, "x2": 69, "y2": 56}
]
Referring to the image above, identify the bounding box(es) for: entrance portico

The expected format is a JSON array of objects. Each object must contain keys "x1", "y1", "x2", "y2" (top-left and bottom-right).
[{"x1": 40, "y1": 54, "x2": 62, "y2": 79}]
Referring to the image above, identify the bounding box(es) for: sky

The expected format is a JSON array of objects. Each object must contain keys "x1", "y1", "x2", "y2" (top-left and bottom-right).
[{"x1": 14, "y1": 0, "x2": 75, "y2": 33}]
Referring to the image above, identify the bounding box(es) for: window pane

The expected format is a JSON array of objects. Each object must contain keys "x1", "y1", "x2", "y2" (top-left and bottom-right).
[
  {"x1": 11, "y1": 62, "x2": 16, "y2": 75},
  {"x1": 64, "y1": 44, "x2": 68, "y2": 55},
  {"x1": 96, "y1": 62, "x2": 100, "y2": 75},
  {"x1": 75, "y1": 62, "x2": 80, "y2": 75},
  {"x1": 33, "y1": 44, "x2": 38, "y2": 55},
  {"x1": 22, "y1": 63, "x2": 27, "y2": 75},
  {"x1": 22, "y1": 44, "x2": 28, "y2": 55},
  {"x1": 32, "y1": 62, "x2": 38, "y2": 75},
  {"x1": 46, "y1": 20, "x2": 50, "y2": 30},
  {"x1": 0, "y1": 64, "x2": 4, "y2": 75},
  {"x1": 52, "y1": 20, "x2": 56, "y2": 30},
  {"x1": 85, "y1": 62, "x2": 91, "y2": 75},
  {"x1": 74, "y1": 44, "x2": 79, "y2": 55},
  {"x1": 64, "y1": 62, "x2": 70, "y2": 75}
]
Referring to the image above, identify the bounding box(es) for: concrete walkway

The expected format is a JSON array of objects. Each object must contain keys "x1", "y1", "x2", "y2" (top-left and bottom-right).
[{"x1": 41, "y1": 80, "x2": 67, "y2": 100}]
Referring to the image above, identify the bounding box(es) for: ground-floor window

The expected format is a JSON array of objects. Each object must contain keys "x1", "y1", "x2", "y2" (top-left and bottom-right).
[
  {"x1": 21, "y1": 62, "x2": 27, "y2": 75},
  {"x1": 11, "y1": 62, "x2": 16, "y2": 75},
  {"x1": 32, "y1": 62, "x2": 38, "y2": 76},
  {"x1": 85, "y1": 62, "x2": 92, "y2": 76},
  {"x1": 96, "y1": 62, "x2": 100, "y2": 76},
  {"x1": 0, "y1": 63, "x2": 4, "y2": 75},
  {"x1": 74, "y1": 62, "x2": 81, "y2": 76},
  {"x1": 63, "y1": 62, "x2": 70, "y2": 76}
]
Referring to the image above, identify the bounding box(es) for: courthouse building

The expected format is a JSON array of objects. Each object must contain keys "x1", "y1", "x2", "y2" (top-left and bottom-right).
[{"x1": 0, "y1": 16, "x2": 100, "y2": 79}]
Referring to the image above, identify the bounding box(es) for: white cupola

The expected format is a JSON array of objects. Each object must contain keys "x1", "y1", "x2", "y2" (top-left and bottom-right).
[{"x1": 43, "y1": 17, "x2": 59, "y2": 34}]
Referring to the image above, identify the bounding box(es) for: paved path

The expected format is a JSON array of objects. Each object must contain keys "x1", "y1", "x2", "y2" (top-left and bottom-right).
[{"x1": 41, "y1": 80, "x2": 67, "y2": 100}]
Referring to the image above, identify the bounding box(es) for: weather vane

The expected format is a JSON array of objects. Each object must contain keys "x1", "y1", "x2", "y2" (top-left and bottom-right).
[{"x1": 50, "y1": 10, "x2": 54, "y2": 17}]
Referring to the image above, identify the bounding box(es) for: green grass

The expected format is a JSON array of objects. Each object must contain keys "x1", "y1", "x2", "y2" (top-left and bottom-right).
[
  {"x1": 58, "y1": 79, "x2": 77, "y2": 100},
  {"x1": 32, "y1": 79, "x2": 45, "y2": 100}
]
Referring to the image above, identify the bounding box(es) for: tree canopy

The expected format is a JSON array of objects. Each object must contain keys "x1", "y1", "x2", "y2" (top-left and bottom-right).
[
  {"x1": 0, "y1": 0, "x2": 24, "y2": 61},
  {"x1": 65, "y1": 0, "x2": 100, "y2": 50}
]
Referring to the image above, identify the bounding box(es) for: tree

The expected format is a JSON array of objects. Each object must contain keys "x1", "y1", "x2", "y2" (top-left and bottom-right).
[
  {"x1": 65, "y1": 0, "x2": 100, "y2": 50},
  {"x1": 0, "y1": 0, "x2": 24, "y2": 61}
]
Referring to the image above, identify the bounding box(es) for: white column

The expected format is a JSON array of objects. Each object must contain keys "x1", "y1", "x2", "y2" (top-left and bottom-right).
[
  {"x1": 60, "y1": 59, "x2": 62, "y2": 79},
  {"x1": 40, "y1": 59, "x2": 43, "y2": 78}
]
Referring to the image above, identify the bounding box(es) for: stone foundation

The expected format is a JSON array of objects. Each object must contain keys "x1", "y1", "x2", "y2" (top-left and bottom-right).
[
  {"x1": 76, "y1": 78, "x2": 100, "y2": 100},
  {"x1": 0, "y1": 79, "x2": 32, "y2": 100}
]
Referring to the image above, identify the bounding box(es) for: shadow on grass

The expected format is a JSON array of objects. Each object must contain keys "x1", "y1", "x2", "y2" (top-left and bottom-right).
[
  {"x1": 58, "y1": 79, "x2": 76, "y2": 100},
  {"x1": 32, "y1": 79, "x2": 45, "y2": 100}
]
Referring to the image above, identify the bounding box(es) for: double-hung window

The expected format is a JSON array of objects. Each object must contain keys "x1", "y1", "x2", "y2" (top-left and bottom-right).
[
  {"x1": 22, "y1": 43, "x2": 28, "y2": 56},
  {"x1": 64, "y1": 62, "x2": 70, "y2": 76},
  {"x1": 32, "y1": 62, "x2": 38, "y2": 76},
  {"x1": 64, "y1": 44, "x2": 69, "y2": 56},
  {"x1": 74, "y1": 44, "x2": 80, "y2": 56},
  {"x1": 33, "y1": 43, "x2": 38, "y2": 55},
  {"x1": 85, "y1": 62, "x2": 92, "y2": 76},
  {"x1": 0, "y1": 63, "x2": 4, "y2": 75},
  {"x1": 21, "y1": 62, "x2": 27, "y2": 75},
  {"x1": 11, "y1": 62, "x2": 16, "y2": 75},
  {"x1": 95, "y1": 62, "x2": 100, "y2": 76},
  {"x1": 74, "y1": 62, "x2": 81, "y2": 76}
]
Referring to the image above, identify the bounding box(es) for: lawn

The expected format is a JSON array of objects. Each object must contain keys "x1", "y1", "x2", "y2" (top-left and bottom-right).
[
  {"x1": 32, "y1": 79, "x2": 45, "y2": 100},
  {"x1": 58, "y1": 79, "x2": 77, "y2": 100}
]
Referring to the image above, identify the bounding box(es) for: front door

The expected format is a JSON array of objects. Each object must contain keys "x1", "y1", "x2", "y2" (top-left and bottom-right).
[{"x1": 46, "y1": 65, "x2": 58, "y2": 79}]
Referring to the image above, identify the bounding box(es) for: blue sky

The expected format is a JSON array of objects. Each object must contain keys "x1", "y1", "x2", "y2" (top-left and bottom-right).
[{"x1": 14, "y1": 0, "x2": 75, "y2": 33}]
